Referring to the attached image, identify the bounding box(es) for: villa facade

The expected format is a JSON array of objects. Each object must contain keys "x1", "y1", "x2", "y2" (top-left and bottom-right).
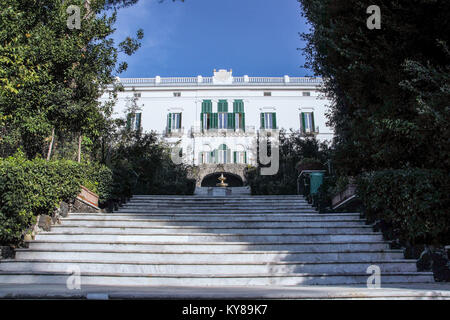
[{"x1": 102, "y1": 69, "x2": 334, "y2": 185}]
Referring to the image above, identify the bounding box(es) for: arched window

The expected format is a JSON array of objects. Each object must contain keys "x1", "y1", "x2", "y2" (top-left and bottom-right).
[{"x1": 218, "y1": 144, "x2": 230, "y2": 164}]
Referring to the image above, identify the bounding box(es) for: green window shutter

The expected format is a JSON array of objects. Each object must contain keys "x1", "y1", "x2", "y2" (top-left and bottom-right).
[
  {"x1": 301, "y1": 112, "x2": 306, "y2": 133},
  {"x1": 260, "y1": 113, "x2": 265, "y2": 129},
  {"x1": 202, "y1": 100, "x2": 212, "y2": 113},
  {"x1": 200, "y1": 113, "x2": 204, "y2": 130},
  {"x1": 233, "y1": 100, "x2": 244, "y2": 113},
  {"x1": 167, "y1": 113, "x2": 172, "y2": 133},
  {"x1": 233, "y1": 151, "x2": 237, "y2": 163},
  {"x1": 218, "y1": 100, "x2": 228, "y2": 113},
  {"x1": 136, "y1": 113, "x2": 142, "y2": 130},
  {"x1": 214, "y1": 113, "x2": 218, "y2": 129},
  {"x1": 272, "y1": 113, "x2": 277, "y2": 129},
  {"x1": 210, "y1": 151, "x2": 214, "y2": 163},
  {"x1": 127, "y1": 113, "x2": 132, "y2": 130},
  {"x1": 227, "y1": 113, "x2": 233, "y2": 129},
  {"x1": 242, "y1": 113, "x2": 245, "y2": 131},
  {"x1": 244, "y1": 151, "x2": 247, "y2": 164},
  {"x1": 311, "y1": 112, "x2": 315, "y2": 132},
  {"x1": 207, "y1": 100, "x2": 212, "y2": 113},
  {"x1": 214, "y1": 150, "x2": 218, "y2": 163}
]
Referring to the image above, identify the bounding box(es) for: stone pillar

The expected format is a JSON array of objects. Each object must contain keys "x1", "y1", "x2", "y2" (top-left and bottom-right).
[
  {"x1": 284, "y1": 75, "x2": 290, "y2": 83},
  {"x1": 155, "y1": 76, "x2": 161, "y2": 84},
  {"x1": 244, "y1": 75, "x2": 249, "y2": 83}
]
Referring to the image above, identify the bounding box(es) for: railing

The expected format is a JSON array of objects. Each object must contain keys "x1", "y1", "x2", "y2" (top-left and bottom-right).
[
  {"x1": 191, "y1": 126, "x2": 256, "y2": 135},
  {"x1": 164, "y1": 127, "x2": 184, "y2": 137},
  {"x1": 118, "y1": 76, "x2": 322, "y2": 86}
]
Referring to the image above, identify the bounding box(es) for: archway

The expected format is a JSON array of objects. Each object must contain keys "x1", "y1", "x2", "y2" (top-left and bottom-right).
[{"x1": 201, "y1": 172, "x2": 244, "y2": 187}]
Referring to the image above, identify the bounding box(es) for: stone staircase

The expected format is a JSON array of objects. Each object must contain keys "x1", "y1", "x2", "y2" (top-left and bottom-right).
[{"x1": 0, "y1": 195, "x2": 434, "y2": 287}]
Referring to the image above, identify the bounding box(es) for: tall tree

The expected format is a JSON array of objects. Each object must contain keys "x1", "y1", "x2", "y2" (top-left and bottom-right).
[
  {"x1": 0, "y1": 0, "x2": 144, "y2": 158},
  {"x1": 298, "y1": 0, "x2": 449, "y2": 175}
]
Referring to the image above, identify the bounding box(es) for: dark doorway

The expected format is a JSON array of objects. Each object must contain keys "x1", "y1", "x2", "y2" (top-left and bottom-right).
[{"x1": 201, "y1": 172, "x2": 244, "y2": 187}]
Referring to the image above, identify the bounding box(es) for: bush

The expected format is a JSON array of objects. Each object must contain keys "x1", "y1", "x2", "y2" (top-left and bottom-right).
[
  {"x1": 357, "y1": 169, "x2": 450, "y2": 245},
  {"x1": 0, "y1": 152, "x2": 113, "y2": 246}
]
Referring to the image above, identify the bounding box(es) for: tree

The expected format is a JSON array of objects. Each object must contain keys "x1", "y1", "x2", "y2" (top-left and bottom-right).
[
  {"x1": 298, "y1": 0, "x2": 450, "y2": 175},
  {"x1": 0, "y1": 0, "x2": 144, "y2": 159}
]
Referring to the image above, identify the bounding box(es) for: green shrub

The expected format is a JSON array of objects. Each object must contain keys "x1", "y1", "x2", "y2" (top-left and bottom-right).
[
  {"x1": 0, "y1": 152, "x2": 114, "y2": 246},
  {"x1": 357, "y1": 169, "x2": 450, "y2": 245}
]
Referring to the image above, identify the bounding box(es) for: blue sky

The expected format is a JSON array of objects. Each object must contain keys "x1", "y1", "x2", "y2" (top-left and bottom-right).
[{"x1": 112, "y1": 0, "x2": 312, "y2": 78}]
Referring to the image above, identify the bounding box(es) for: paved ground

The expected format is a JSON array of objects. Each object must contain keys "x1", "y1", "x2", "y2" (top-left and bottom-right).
[{"x1": 0, "y1": 283, "x2": 449, "y2": 299}]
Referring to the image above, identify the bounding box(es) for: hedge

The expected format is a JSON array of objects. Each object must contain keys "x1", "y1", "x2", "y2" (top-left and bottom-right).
[
  {"x1": 357, "y1": 168, "x2": 450, "y2": 245},
  {"x1": 0, "y1": 152, "x2": 112, "y2": 246}
]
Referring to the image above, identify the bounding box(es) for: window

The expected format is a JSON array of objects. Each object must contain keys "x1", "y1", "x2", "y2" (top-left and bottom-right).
[
  {"x1": 302, "y1": 91, "x2": 311, "y2": 96},
  {"x1": 217, "y1": 144, "x2": 230, "y2": 164},
  {"x1": 127, "y1": 113, "x2": 141, "y2": 131},
  {"x1": 133, "y1": 93, "x2": 141, "y2": 98},
  {"x1": 264, "y1": 92, "x2": 272, "y2": 96},
  {"x1": 260, "y1": 112, "x2": 277, "y2": 129},
  {"x1": 234, "y1": 151, "x2": 247, "y2": 164},
  {"x1": 167, "y1": 112, "x2": 182, "y2": 132},
  {"x1": 300, "y1": 112, "x2": 315, "y2": 133},
  {"x1": 218, "y1": 113, "x2": 228, "y2": 129},
  {"x1": 235, "y1": 113, "x2": 244, "y2": 130},
  {"x1": 173, "y1": 92, "x2": 181, "y2": 97},
  {"x1": 233, "y1": 100, "x2": 245, "y2": 131}
]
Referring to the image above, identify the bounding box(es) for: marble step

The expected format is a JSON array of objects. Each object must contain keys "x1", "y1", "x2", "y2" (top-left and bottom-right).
[
  {"x1": 13, "y1": 249, "x2": 405, "y2": 263},
  {"x1": 0, "y1": 271, "x2": 434, "y2": 286},
  {"x1": 67, "y1": 212, "x2": 361, "y2": 221},
  {"x1": 48, "y1": 225, "x2": 374, "y2": 235},
  {"x1": 26, "y1": 240, "x2": 392, "y2": 253},
  {"x1": 1, "y1": 259, "x2": 419, "y2": 274},
  {"x1": 34, "y1": 232, "x2": 384, "y2": 243},
  {"x1": 59, "y1": 218, "x2": 367, "y2": 228}
]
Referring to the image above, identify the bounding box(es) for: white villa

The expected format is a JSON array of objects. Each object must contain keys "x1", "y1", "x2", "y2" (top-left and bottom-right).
[{"x1": 102, "y1": 69, "x2": 333, "y2": 185}]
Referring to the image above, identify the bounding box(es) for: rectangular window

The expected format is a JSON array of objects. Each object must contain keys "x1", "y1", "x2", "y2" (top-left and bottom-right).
[
  {"x1": 133, "y1": 93, "x2": 141, "y2": 98},
  {"x1": 302, "y1": 91, "x2": 311, "y2": 96},
  {"x1": 301, "y1": 112, "x2": 315, "y2": 133},
  {"x1": 261, "y1": 112, "x2": 277, "y2": 129},
  {"x1": 234, "y1": 151, "x2": 247, "y2": 164},
  {"x1": 218, "y1": 113, "x2": 227, "y2": 129},
  {"x1": 127, "y1": 113, "x2": 141, "y2": 131},
  {"x1": 264, "y1": 92, "x2": 272, "y2": 96},
  {"x1": 170, "y1": 113, "x2": 182, "y2": 129},
  {"x1": 173, "y1": 92, "x2": 181, "y2": 97}
]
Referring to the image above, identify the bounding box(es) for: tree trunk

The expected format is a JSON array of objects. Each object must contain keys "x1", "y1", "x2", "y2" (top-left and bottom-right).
[{"x1": 46, "y1": 128, "x2": 55, "y2": 161}]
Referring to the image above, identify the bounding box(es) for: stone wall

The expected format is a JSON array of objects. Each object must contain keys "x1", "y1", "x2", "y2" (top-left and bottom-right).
[{"x1": 189, "y1": 164, "x2": 248, "y2": 187}]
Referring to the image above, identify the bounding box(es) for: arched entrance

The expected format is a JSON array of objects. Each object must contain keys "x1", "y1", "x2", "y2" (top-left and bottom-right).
[{"x1": 201, "y1": 172, "x2": 244, "y2": 187}]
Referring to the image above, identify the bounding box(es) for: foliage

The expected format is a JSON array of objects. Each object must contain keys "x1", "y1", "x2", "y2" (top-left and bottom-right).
[
  {"x1": 246, "y1": 130, "x2": 331, "y2": 195},
  {"x1": 298, "y1": 0, "x2": 449, "y2": 244},
  {"x1": 0, "y1": 151, "x2": 112, "y2": 245},
  {"x1": 107, "y1": 131, "x2": 196, "y2": 199},
  {"x1": 0, "y1": 0, "x2": 144, "y2": 159},
  {"x1": 357, "y1": 169, "x2": 450, "y2": 245},
  {"x1": 298, "y1": 0, "x2": 450, "y2": 175}
]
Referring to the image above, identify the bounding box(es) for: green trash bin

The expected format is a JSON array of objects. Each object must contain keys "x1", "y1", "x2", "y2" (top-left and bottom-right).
[{"x1": 310, "y1": 172, "x2": 324, "y2": 195}]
